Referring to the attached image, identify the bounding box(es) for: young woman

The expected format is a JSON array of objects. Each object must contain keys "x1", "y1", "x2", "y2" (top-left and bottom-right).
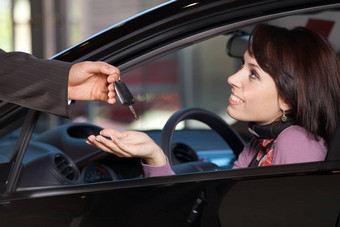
[{"x1": 87, "y1": 24, "x2": 340, "y2": 176}]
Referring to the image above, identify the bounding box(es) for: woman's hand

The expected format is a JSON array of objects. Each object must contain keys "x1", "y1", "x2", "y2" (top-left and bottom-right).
[{"x1": 86, "y1": 128, "x2": 167, "y2": 167}]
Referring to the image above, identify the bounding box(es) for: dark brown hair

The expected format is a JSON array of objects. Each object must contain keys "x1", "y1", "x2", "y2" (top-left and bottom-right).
[{"x1": 248, "y1": 24, "x2": 340, "y2": 147}]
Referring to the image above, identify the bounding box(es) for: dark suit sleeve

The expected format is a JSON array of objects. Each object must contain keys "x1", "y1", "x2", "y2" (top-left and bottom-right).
[{"x1": 0, "y1": 49, "x2": 74, "y2": 118}]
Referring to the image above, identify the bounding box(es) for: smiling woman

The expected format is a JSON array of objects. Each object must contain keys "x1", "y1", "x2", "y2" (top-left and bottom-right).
[
  {"x1": 88, "y1": 23, "x2": 340, "y2": 173},
  {"x1": 227, "y1": 50, "x2": 285, "y2": 126},
  {"x1": 249, "y1": 24, "x2": 340, "y2": 146},
  {"x1": 232, "y1": 23, "x2": 340, "y2": 168}
]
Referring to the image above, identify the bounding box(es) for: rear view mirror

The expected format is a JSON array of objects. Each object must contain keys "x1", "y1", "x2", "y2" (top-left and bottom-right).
[{"x1": 226, "y1": 31, "x2": 249, "y2": 59}]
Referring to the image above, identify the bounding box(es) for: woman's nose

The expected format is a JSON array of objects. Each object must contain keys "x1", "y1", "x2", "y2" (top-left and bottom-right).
[{"x1": 227, "y1": 71, "x2": 241, "y2": 88}]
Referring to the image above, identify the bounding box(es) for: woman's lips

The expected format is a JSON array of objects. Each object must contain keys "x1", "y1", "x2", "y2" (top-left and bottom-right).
[{"x1": 229, "y1": 93, "x2": 244, "y2": 105}]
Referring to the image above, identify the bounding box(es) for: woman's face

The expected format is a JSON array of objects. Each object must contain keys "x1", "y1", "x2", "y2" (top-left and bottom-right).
[{"x1": 227, "y1": 51, "x2": 283, "y2": 125}]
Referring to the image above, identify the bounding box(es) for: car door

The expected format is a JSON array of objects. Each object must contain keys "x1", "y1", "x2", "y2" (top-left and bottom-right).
[{"x1": 1, "y1": 162, "x2": 339, "y2": 226}]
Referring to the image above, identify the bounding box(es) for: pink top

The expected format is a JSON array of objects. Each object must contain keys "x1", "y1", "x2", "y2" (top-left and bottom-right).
[
  {"x1": 141, "y1": 158, "x2": 175, "y2": 177},
  {"x1": 233, "y1": 125, "x2": 327, "y2": 168},
  {"x1": 142, "y1": 125, "x2": 327, "y2": 176}
]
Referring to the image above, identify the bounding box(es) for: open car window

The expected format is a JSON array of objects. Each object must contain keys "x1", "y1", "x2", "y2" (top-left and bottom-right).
[
  {"x1": 21, "y1": 32, "x2": 241, "y2": 188},
  {"x1": 67, "y1": 35, "x2": 240, "y2": 132}
]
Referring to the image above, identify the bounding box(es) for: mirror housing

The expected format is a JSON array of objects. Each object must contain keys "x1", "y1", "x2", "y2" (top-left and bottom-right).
[{"x1": 226, "y1": 31, "x2": 249, "y2": 59}]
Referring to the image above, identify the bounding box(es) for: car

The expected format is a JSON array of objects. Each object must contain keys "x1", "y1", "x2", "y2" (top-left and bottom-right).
[{"x1": 1, "y1": 0, "x2": 340, "y2": 226}]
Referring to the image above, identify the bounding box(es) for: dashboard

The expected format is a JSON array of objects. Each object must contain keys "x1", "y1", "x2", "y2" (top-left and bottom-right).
[{"x1": 0, "y1": 123, "x2": 235, "y2": 188}]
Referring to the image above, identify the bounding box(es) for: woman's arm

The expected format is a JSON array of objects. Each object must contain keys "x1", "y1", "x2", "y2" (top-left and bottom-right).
[{"x1": 232, "y1": 138, "x2": 257, "y2": 169}]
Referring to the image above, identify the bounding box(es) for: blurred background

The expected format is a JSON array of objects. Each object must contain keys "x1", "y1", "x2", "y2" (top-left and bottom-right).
[
  {"x1": 2, "y1": 1, "x2": 338, "y2": 139},
  {"x1": 0, "y1": 0, "x2": 244, "y2": 171},
  {"x1": 0, "y1": 0, "x2": 239, "y2": 133},
  {"x1": 0, "y1": 0, "x2": 168, "y2": 57}
]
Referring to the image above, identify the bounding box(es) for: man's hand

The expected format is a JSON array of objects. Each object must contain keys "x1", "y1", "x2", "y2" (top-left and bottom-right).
[{"x1": 68, "y1": 61, "x2": 120, "y2": 104}]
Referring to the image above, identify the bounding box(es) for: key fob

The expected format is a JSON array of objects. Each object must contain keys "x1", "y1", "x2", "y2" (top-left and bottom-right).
[
  {"x1": 114, "y1": 79, "x2": 139, "y2": 120},
  {"x1": 114, "y1": 80, "x2": 135, "y2": 106}
]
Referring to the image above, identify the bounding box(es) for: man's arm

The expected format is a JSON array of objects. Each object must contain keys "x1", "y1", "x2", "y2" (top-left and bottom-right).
[
  {"x1": 0, "y1": 49, "x2": 120, "y2": 118},
  {"x1": 0, "y1": 49, "x2": 73, "y2": 117}
]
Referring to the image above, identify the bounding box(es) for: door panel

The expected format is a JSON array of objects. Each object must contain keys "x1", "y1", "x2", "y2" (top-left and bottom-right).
[{"x1": 1, "y1": 173, "x2": 339, "y2": 226}]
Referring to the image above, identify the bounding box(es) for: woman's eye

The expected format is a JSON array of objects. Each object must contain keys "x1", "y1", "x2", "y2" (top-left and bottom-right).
[{"x1": 249, "y1": 70, "x2": 259, "y2": 79}]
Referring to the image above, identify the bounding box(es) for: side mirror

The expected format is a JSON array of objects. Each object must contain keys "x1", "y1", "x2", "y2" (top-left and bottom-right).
[{"x1": 226, "y1": 31, "x2": 249, "y2": 59}]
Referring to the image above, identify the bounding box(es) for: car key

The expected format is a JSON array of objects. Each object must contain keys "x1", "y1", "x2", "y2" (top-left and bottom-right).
[{"x1": 114, "y1": 79, "x2": 139, "y2": 120}]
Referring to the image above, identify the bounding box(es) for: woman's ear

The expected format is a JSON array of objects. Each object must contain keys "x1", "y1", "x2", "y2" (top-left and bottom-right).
[{"x1": 278, "y1": 97, "x2": 291, "y2": 112}]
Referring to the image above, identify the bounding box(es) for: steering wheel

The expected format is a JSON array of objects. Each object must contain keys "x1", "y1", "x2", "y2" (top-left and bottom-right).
[{"x1": 159, "y1": 107, "x2": 245, "y2": 166}]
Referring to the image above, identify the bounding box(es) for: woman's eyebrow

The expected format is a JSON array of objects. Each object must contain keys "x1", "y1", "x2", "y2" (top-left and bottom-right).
[{"x1": 248, "y1": 63, "x2": 263, "y2": 73}]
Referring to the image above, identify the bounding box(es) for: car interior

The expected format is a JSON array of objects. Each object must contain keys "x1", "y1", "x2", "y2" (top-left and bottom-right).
[{"x1": 0, "y1": 7, "x2": 340, "y2": 189}]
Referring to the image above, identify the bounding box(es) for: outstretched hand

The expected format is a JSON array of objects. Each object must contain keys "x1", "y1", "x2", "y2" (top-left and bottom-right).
[
  {"x1": 68, "y1": 61, "x2": 120, "y2": 104},
  {"x1": 86, "y1": 128, "x2": 167, "y2": 167}
]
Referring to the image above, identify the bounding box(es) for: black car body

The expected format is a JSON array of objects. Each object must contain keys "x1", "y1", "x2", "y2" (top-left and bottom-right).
[{"x1": 0, "y1": 0, "x2": 340, "y2": 226}]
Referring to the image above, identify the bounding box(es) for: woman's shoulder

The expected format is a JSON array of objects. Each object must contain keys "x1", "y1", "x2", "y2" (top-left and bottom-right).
[
  {"x1": 273, "y1": 125, "x2": 327, "y2": 165},
  {"x1": 277, "y1": 125, "x2": 323, "y2": 144},
  {"x1": 279, "y1": 125, "x2": 309, "y2": 138}
]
